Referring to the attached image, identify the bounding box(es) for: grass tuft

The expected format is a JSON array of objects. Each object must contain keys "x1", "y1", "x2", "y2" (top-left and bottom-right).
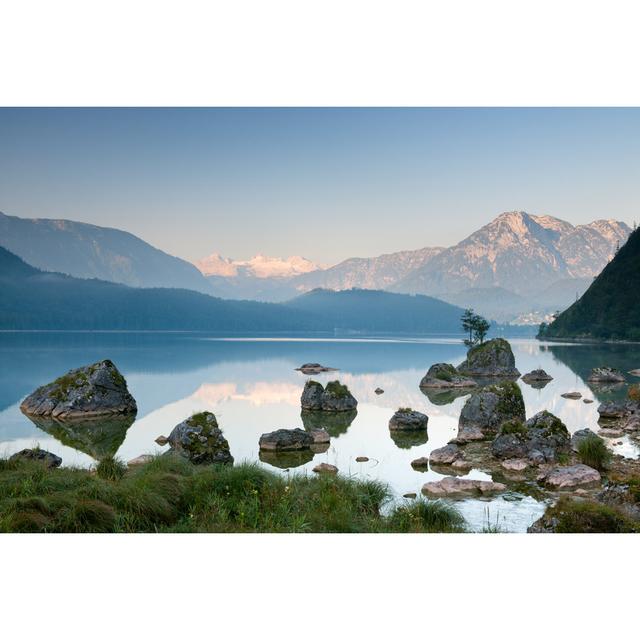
[
  {"x1": 576, "y1": 437, "x2": 611, "y2": 471},
  {"x1": 96, "y1": 457, "x2": 127, "y2": 481}
]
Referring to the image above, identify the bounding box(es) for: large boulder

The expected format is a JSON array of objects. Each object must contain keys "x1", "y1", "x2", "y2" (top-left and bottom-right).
[
  {"x1": 389, "y1": 408, "x2": 429, "y2": 431},
  {"x1": 588, "y1": 367, "x2": 625, "y2": 383},
  {"x1": 419, "y1": 363, "x2": 478, "y2": 389},
  {"x1": 457, "y1": 381, "x2": 525, "y2": 442},
  {"x1": 167, "y1": 412, "x2": 233, "y2": 465},
  {"x1": 300, "y1": 380, "x2": 357, "y2": 412},
  {"x1": 491, "y1": 410, "x2": 571, "y2": 464},
  {"x1": 259, "y1": 428, "x2": 314, "y2": 451},
  {"x1": 10, "y1": 448, "x2": 62, "y2": 468},
  {"x1": 20, "y1": 360, "x2": 137, "y2": 420},
  {"x1": 538, "y1": 464, "x2": 601, "y2": 489},
  {"x1": 422, "y1": 477, "x2": 506, "y2": 497},
  {"x1": 598, "y1": 400, "x2": 634, "y2": 420},
  {"x1": 456, "y1": 338, "x2": 520, "y2": 378}
]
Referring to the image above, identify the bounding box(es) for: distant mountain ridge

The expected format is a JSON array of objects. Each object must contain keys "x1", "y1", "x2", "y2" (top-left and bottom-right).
[
  {"x1": 195, "y1": 253, "x2": 319, "y2": 278},
  {"x1": 0, "y1": 211, "x2": 212, "y2": 293},
  {"x1": 0, "y1": 247, "x2": 466, "y2": 334}
]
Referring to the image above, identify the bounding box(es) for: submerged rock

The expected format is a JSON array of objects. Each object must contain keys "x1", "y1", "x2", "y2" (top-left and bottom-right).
[
  {"x1": 419, "y1": 363, "x2": 478, "y2": 388},
  {"x1": 300, "y1": 380, "x2": 358, "y2": 412},
  {"x1": 587, "y1": 367, "x2": 625, "y2": 383},
  {"x1": 389, "y1": 408, "x2": 429, "y2": 431},
  {"x1": 313, "y1": 462, "x2": 338, "y2": 474},
  {"x1": 355, "y1": 456, "x2": 369, "y2": 462},
  {"x1": 456, "y1": 338, "x2": 520, "y2": 378},
  {"x1": 10, "y1": 448, "x2": 62, "y2": 468},
  {"x1": 538, "y1": 464, "x2": 601, "y2": 489},
  {"x1": 429, "y1": 443, "x2": 463, "y2": 465},
  {"x1": 457, "y1": 381, "x2": 525, "y2": 442},
  {"x1": 168, "y1": 412, "x2": 233, "y2": 465},
  {"x1": 374, "y1": 387, "x2": 384, "y2": 395},
  {"x1": 259, "y1": 428, "x2": 314, "y2": 451},
  {"x1": 491, "y1": 410, "x2": 570, "y2": 464},
  {"x1": 20, "y1": 360, "x2": 137, "y2": 420},
  {"x1": 308, "y1": 428, "x2": 330, "y2": 444},
  {"x1": 422, "y1": 477, "x2": 506, "y2": 497}
]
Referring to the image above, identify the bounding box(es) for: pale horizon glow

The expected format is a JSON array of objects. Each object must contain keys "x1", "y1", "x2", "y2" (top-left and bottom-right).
[{"x1": 0, "y1": 108, "x2": 639, "y2": 265}]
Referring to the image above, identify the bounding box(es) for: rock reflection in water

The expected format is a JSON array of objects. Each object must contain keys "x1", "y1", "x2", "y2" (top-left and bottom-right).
[
  {"x1": 300, "y1": 409, "x2": 357, "y2": 437},
  {"x1": 26, "y1": 414, "x2": 135, "y2": 461},
  {"x1": 389, "y1": 429, "x2": 429, "y2": 450},
  {"x1": 259, "y1": 448, "x2": 315, "y2": 469},
  {"x1": 420, "y1": 386, "x2": 473, "y2": 406}
]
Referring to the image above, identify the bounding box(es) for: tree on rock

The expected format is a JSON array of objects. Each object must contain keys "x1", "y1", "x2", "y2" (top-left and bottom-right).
[{"x1": 460, "y1": 309, "x2": 490, "y2": 347}]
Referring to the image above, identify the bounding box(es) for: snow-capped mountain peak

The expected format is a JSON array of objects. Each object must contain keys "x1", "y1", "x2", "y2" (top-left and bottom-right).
[{"x1": 194, "y1": 253, "x2": 320, "y2": 278}]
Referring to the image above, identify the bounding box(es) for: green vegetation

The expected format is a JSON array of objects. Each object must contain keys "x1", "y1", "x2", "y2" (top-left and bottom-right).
[
  {"x1": 386, "y1": 499, "x2": 466, "y2": 533},
  {"x1": 540, "y1": 497, "x2": 638, "y2": 533},
  {"x1": 434, "y1": 367, "x2": 454, "y2": 382},
  {"x1": 96, "y1": 457, "x2": 127, "y2": 481},
  {"x1": 539, "y1": 227, "x2": 640, "y2": 341},
  {"x1": 577, "y1": 436, "x2": 611, "y2": 471},
  {"x1": 499, "y1": 420, "x2": 527, "y2": 437},
  {"x1": 493, "y1": 381, "x2": 526, "y2": 419},
  {"x1": 0, "y1": 455, "x2": 467, "y2": 533},
  {"x1": 48, "y1": 370, "x2": 89, "y2": 401},
  {"x1": 461, "y1": 308, "x2": 491, "y2": 347},
  {"x1": 325, "y1": 380, "x2": 351, "y2": 399}
]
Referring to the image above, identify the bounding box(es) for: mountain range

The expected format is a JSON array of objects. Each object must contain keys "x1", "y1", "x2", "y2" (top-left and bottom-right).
[
  {"x1": 0, "y1": 209, "x2": 631, "y2": 323},
  {"x1": 0, "y1": 246, "x2": 465, "y2": 333}
]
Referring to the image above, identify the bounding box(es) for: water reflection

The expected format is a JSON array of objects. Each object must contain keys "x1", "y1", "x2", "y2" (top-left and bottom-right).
[
  {"x1": 3, "y1": 333, "x2": 640, "y2": 532},
  {"x1": 300, "y1": 409, "x2": 357, "y2": 437},
  {"x1": 26, "y1": 414, "x2": 134, "y2": 461},
  {"x1": 420, "y1": 387, "x2": 473, "y2": 406},
  {"x1": 259, "y1": 448, "x2": 315, "y2": 469}
]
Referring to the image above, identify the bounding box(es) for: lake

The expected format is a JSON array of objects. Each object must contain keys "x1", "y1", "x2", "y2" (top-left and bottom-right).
[{"x1": 2, "y1": 332, "x2": 639, "y2": 532}]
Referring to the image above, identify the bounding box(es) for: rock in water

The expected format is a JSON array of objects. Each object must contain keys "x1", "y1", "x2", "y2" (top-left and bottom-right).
[
  {"x1": 296, "y1": 363, "x2": 337, "y2": 374},
  {"x1": 597, "y1": 400, "x2": 633, "y2": 419},
  {"x1": 561, "y1": 392, "x2": 582, "y2": 399},
  {"x1": 457, "y1": 381, "x2": 525, "y2": 441},
  {"x1": 538, "y1": 464, "x2": 601, "y2": 489},
  {"x1": 300, "y1": 380, "x2": 358, "y2": 412},
  {"x1": 374, "y1": 387, "x2": 384, "y2": 395},
  {"x1": 521, "y1": 369, "x2": 553, "y2": 385},
  {"x1": 167, "y1": 412, "x2": 233, "y2": 465},
  {"x1": 587, "y1": 367, "x2": 625, "y2": 383},
  {"x1": 10, "y1": 448, "x2": 62, "y2": 468},
  {"x1": 20, "y1": 360, "x2": 137, "y2": 419},
  {"x1": 491, "y1": 410, "x2": 570, "y2": 464},
  {"x1": 421, "y1": 477, "x2": 506, "y2": 497},
  {"x1": 259, "y1": 428, "x2": 314, "y2": 451},
  {"x1": 313, "y1": 463, "x2": 338, "y2": 474},
  {"x1": 419, "y1": 363, "x2": 478, "y2": 388},
  {"x1": 429, "y1": 443, "x2": 463, "y2": 465},
  {"x1": 456, "y1": 338, "x2": 520, "y2": 378},
  {"x1": 389, "y1": 408, "x2": 429, "y2": 431}
]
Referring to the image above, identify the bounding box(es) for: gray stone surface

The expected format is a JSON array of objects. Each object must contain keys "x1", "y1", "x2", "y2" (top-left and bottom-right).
[
  {"x1": 300, "y1": 380, "x2": 358, "y2": 412},
  {"x1": 456, "y1": 338, "x2": 520, "y2": 377},
  {"x1": 168, "y1": 411, "x2": 233, "y2": 465}
]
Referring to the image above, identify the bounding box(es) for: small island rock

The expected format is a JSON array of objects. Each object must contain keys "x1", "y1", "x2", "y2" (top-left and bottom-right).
[
  {"x1": 419, "y1": 363, "x2": 478, "y2": 389},
  {"x1": 389, "y1": 408, "x2": 429, "y2": 431},
  {"x1": 587, "y1": 367, "x2": 625, "y2": 383},
  {"x1": 301, "y1": 380, "x2": 358, "y2": 412},
  {"x1": 20, "y1": 360, "x2": 137, "y2": 420},
  {"x1": 259, "y1": 428, "x2": 314, "y2": 451},
  {"x1": 456, "y1": 338, "x2": 520, "y2": 378}
]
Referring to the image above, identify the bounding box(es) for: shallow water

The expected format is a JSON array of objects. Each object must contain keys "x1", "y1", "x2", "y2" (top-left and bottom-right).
[{"x1": 2, "y1": 332, "x2": 639, "y2": 532}]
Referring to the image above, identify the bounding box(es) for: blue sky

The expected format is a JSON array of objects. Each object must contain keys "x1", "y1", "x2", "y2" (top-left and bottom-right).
[{"x1": 0, "y1": 108, "x2": 638, "y2": 264}]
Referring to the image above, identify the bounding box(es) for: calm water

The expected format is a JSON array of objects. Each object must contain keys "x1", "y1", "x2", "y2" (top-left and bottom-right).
[{"x1": 2, "y1": 332, "x2": 639, "y2": 532}]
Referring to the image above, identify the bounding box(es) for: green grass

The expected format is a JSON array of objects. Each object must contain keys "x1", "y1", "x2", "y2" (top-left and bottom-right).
[
  {"x1": 0, "y1": 455, "x2": 467, "y2": 533},
  {"x1": 541, "y1": 497, "x2": 638, "y2": 533},
  {"x1": 576, "y1": 436, "x2": 611, "y2": 471},
  {"x1": 499, "y1": 420, "x2": 527, "y2": 436},
  {"x1": 96, "y1": 457, "x2": 127, "y2": 481},
  {"x1": 324, "y1": 380, "x2": 351, "y2": 399}
]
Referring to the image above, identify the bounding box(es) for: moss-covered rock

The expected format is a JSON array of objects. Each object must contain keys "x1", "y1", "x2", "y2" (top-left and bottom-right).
[
  {"x1": 167, "y1": 412, "x2": 233, "y2": 465},
  {"x1": 456, "y1": 338, "x2": 520, "y2": 378},
  {"x1": 300, "y1": 379, "x2": 358, "y2": 412},
  {"x1": 419, "y1": 363, "x2": 478, "y2": 389},
  {"x1": 20, "y1": 360, "x2": 137, "y2": 419},
  {"x1": 457, "y1": 381, "x2": 525, "y2": 441}
]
